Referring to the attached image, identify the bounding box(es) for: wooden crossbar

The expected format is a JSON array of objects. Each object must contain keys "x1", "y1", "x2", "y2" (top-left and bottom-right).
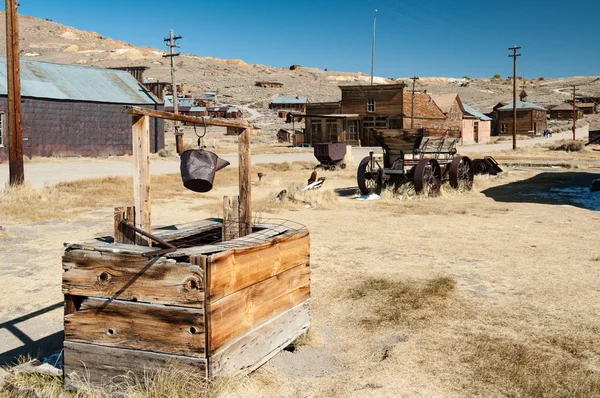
[{"x1": 124, "y1": 106, "x2": 252, "y2": 129}]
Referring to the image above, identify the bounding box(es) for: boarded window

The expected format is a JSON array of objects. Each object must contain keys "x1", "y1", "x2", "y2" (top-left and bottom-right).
[{"x1": 367, "y1": 98, "x2": 375, "y2": 113}]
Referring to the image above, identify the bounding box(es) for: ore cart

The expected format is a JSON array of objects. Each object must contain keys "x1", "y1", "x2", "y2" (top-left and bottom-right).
[
  {"x1": 313, "y1": 142, "x2": 347, "y2": 170},
  {"x1": 356, "y1": 129, "x2": 474, "y2": 196}
]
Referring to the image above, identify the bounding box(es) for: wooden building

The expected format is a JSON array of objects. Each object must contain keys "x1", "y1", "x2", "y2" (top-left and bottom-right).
[
  {"x1": 269, "y1": 96, "x2": 308, "y2": 112},
  {"x1": 428, "y1": 93, "x2": 463, "y2": 132},
  {"x1": 207, "y1": 106, "x2": 242, "y2": 119},
  {"x1": 461, "y1": 104, "x2": 492, "y2": 144},
  {"x1": 548, "y1": 103, "x2": 584, "y2": 120},
  {"x1": 494, "y1": 101, "x2": 547, "y2": 136},
  {"x1": 0, "y1": 58, "x2": 164, "y2": 161},
  {"x1": 256, "y1": 81, "x2": 284, "y2": 88},
  {"x1": 109, "y1": 66, "x2": 149, "y2": 84},
  {"x1": 575, "y1": 102, "x2": 597, "y2": 114}
]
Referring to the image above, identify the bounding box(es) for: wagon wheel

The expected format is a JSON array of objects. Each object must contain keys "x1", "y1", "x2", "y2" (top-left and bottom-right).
[
  {"x1": 357, "y1": 156, "x2": 382, "y2": 195},
  {"x1": 414, "y1": 158, "x2": 442, "y2": 196},
  {"x1": 449, "y1": 156, "x2": 474, "y2": 190},
  {"x1": 472, "y1": 159, "x2": 488, "y2": 175}
]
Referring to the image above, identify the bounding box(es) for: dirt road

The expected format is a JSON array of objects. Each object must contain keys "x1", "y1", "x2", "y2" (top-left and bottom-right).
[{"x1": 0, "y1": 125, "x2": 589, "y2": 188}]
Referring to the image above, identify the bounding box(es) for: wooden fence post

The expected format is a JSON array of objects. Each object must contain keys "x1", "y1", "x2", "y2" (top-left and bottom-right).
[
  {"x1": 114, "y1": 206, "x2": 136, "y2": 244},
  {"x1": 132, "y1": 115, "x2": 151, "y2": 245},
  {"x1": 238, "y1": 129, "x2": 252, "y2": 237},
  {"x1": 222, "y1": 196, "x2": 240, "y2": 241}
]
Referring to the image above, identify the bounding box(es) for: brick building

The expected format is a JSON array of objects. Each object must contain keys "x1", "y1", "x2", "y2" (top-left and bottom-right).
[{"x1": 0, "y1": 58, "x2": 164, "y2": 160}]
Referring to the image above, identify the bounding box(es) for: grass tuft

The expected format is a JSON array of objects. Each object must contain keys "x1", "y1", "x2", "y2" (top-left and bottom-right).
[
  {"x1": 465, "y1": 334, "x2": 600, "y2": 398},
  {"x1": 349, "y1": 276, "x2": 456, "y2": 328},
  {"x1": 548, "y1": 140, "x2": 585, "y2": 152}
]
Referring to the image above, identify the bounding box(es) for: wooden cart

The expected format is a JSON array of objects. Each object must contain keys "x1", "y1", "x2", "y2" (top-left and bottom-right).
[{"x1": 356, "y1": 129, "x2": 474, "y2": 196}]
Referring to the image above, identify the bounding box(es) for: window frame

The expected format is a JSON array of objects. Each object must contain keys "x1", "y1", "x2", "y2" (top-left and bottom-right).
[{"x1": 367, "y1": 98, "x2": 375, "y2": 113}]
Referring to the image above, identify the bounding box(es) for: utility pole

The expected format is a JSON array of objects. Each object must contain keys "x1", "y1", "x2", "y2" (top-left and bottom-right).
[
  {"x1": 5, "y1": 0, "x2": 24, "y2": 186},
  {"x1": 572, "y1": 85, "x2": 577, "y2": 140},
  {"x1": 163, "y1": 30, "x2": 182, "y2": 154},
  {"x1": 410, "y1": 76, "x2": 419, "y2": 128},
  {"x1": 508, "y1": 46, "x2": 521, "y2": 150},
  {"x1": 371, "y1": 9, "x2": 377, "y2": 86}
]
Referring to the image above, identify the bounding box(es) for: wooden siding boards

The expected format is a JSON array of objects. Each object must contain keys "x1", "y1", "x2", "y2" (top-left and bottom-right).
[
  {"x1": 497, "y1": 109, "x2": 547, "y2": 136},
  {"x1": 339, "y1": 84, "x2": 405, "y2": 116}
]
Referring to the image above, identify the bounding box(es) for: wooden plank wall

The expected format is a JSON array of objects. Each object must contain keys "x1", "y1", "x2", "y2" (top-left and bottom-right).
[{"x1": 197, "y1": 231, "x2": 311, "y2": 376}]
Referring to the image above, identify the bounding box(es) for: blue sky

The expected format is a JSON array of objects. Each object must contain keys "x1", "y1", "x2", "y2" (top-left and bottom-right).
[{"x1": 10, "y1": 0, "x2": 600, "y2": 78}]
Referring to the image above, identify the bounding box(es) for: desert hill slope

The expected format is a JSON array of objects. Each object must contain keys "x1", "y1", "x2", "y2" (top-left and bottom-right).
[{"x1": 1, "y1": 11, "x2": 599, "y2": 133}]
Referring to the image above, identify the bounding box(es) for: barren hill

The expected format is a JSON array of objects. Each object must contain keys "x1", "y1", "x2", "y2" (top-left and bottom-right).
[{"x1": 1, "y1": 11, "x2": 599, "y2": 136}]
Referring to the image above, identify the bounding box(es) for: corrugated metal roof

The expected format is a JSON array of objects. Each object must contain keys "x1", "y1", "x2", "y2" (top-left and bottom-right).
[
  {"x1": 498, "y1": 101, "x2": 547, "y2": 111},
  {"x1": 0, "y1": 57, "x2": 159, "y2": 104},
  {"x1": 272, "y1": 96, "x2": 308, "y2": 104},
  {"x1": 463, "y1": 104, "x2": 492, "y2": 121}
]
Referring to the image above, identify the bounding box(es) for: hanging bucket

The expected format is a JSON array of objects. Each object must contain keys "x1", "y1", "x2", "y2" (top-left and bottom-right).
[{"x1": 180, "y1": 149, "x2": 230, "y2": 192}]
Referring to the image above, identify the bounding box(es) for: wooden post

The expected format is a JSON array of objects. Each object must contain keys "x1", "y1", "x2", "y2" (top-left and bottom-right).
[
  {"x1": 222, "y1": 196, "x2": 240, "y2": 241},
  {"x1": 6, "y1": 0, "x2": 24, "y2": 186},
  {"x1": 114, "y1": 206, "x2": 136, "y2": 244},
  {"x1": 239, "y1": 129, "x2": 252, "y2": 237},
  {"x1": 132, "y1": 115, "x2": 151, "y2": 245}
]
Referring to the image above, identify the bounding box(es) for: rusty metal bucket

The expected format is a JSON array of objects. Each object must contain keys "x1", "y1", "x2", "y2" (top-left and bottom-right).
[{"x1": 180, "y1": 149, "x2": 230, "y2": 192}]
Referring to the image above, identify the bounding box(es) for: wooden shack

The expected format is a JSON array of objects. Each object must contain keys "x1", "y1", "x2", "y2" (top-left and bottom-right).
[
  {"x1": 548, "y1": 103, "x2": 584, "y2": 120},
  {"x1": 256, "y1": 81, "x2": 284, "y2": 88},
  {"x1": 61, "y1": 107, "x2": 310, "y2": 389},
  {"x1": 494, "y1": 101, "x2": 547, "y2": 136}
]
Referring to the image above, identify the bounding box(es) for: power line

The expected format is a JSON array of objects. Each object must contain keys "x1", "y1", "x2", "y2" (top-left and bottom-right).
[
  {"x1": 508, "y1": 46, "x2": 521, "y2": 151},
  {"x1": 163, "y1": 30, "x2": 183, "y2": 154}
]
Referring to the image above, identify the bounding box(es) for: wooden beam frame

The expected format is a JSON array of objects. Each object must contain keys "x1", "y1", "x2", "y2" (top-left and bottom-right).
[
  {"x1": 124, "y1": 106, "x2": 252, "y2": 129},
  {"x1": 125, "y1": 107, "x2": 255, "y2": 240}
]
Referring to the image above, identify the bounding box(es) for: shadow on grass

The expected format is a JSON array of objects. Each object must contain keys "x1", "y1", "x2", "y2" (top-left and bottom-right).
[{"x1": 481, "y1": 172, "x2": 600, "y2": 211}]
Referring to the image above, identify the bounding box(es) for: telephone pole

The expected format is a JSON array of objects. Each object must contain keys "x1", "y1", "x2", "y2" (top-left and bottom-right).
[
  {"x1": 410, "y1": 76, "x2": 419, "y2": 128},
  {"x1": 163, "y1": 30, "x2": 182, "y2": 154},
  {"x1": 572, "y1": 85, "x2": 578, "y2": 140},
  {"x1": 508, "y1": 46, "x2": 521, "y2": 150},
  {"x1": 371, "y1": 9, "x2": 377, "y2": 86},
  {"x1": 6, "y1": 0, "x2": 24, "y2": 186}
]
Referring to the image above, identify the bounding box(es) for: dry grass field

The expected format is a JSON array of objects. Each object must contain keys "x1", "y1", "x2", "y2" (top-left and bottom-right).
[{"x1": 1, "y1": 159, "x2": 600, "y2": 397}]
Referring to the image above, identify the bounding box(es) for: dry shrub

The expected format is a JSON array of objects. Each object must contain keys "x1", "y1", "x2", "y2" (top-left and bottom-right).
[
  {"x1": 254, "y1": 184, "x2": 338, "y2": 213},
  {"x1": 465, "y1": 334, "x2": 600, "y2": 398},
  {"x1": 349, "y1": 276, "x2": 456, "y2": 328},
  {"x1": 548, "y1": 140, "x2": 585, "y2": 152},
  {"x1": 1, "y1": 365, "x2": 265, "y2": 398}
]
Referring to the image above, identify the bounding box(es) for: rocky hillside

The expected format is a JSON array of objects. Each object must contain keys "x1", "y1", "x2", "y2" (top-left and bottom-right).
[{"x1": 1, "y1": 11, "x2": 598, "y2": 137}]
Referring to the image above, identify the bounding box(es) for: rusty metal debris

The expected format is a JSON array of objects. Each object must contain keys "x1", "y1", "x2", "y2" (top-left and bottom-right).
[{"x1": 472, "y1": 156, "x2": 503, "y2": 175}]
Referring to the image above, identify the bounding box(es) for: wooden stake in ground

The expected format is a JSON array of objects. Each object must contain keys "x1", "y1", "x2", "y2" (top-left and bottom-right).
[
  {"x1": 6, "y1": 0, "x2": 24, "y2": 185},
  {"x1": 132, "y1": 115, "x2": 151, "y2": 245},
  {"x1": 239, "y1": 129, "x2": 252, "y2": 237}
]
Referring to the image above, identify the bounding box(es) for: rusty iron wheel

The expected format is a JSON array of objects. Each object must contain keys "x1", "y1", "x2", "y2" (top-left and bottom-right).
[
  {"x1": 357, "y1": 156, "x2": 382, "y2": 195},
  {"x1": 449, "y1": 156, "x2": 474, "y2": 190},
  {"x1": 414, "y1": 158, "x2": 442, "y2": 196}
]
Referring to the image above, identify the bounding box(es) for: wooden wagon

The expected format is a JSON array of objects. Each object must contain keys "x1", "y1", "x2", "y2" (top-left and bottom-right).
[
  {"x1": 357, "y1": 128, "x2": 474, "y2": 196},
  {"x1": 61, "y1": 107, "x2": 311, "y2": 389}
]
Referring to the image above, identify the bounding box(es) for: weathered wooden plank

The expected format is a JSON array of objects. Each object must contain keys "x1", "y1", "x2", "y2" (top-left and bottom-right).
[
  {"x1": 239, "y1": 129, "x2": 252, "y2": 237},
  {"x1": 152, "y1": 220, "x2": 222, "y2": 242},
  {"x1": 124, "y1": 105, "x2": 252, "y2": 129},
  {"x1": 208, "y1": 232, "x2": 310, "y2": 301},
  {"x1": 209, "y1": 301, "x2": 310, "y2": 377},
  {"x1": 222, "y1": 196, "x2": 240, "y2": 242},
  {"x1": 113, "y1": 206, "x2": 136, "y2": 245},
  {"x1": 64, "y1": 341, "x2": 207, "y2": 390},
  {"x1": 132, "y1": 115, "x2": 151, "y2": 244},
  {"x1": 208, "y1": 263, "x2": 310, "y2": 353},
  {"x1": 62, "y1": 250, "x2": 205, "y2": 306},
  {"x1": 65, "y1": 298, "x2": 205, "y2": 356},
  {"x1": 164, "y1": 224, "x2": 297, "y2": 259},
  {"x1": 64, "y1": 241, "x2": 156, "y2": 255}
]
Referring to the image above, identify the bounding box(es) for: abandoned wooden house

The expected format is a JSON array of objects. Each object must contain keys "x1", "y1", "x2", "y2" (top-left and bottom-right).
[
  {"x1": 492, "y1": 101, "x2": 548, "y2": 136},
  {"x1": 428, "y1": 93, "x2": 463, "y2": 131},
  {"x1": 461, "y1": 104, "x2": 492, "y2": 144},
  {"x1": 0, "y1": 58, "x2": 164, "y2": 161},
  {"x1": 304, "y1": 84, "x2": 462, "y2": 146},
  {"x1": 269, "y1": 96, "x2": 308, "y2": 112},
  {"x1": 256, "y1": 81, "x2": 284, "y2": 88},
  {"x1": 207, "y1": 106, "x2": 242, "y2": 119},
  {"x1": 547, "y1": 103, "x2": 584, "y2": 120},
  {"x1": 574, "y1": 102, "x2": 597, "y2": 114}
]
